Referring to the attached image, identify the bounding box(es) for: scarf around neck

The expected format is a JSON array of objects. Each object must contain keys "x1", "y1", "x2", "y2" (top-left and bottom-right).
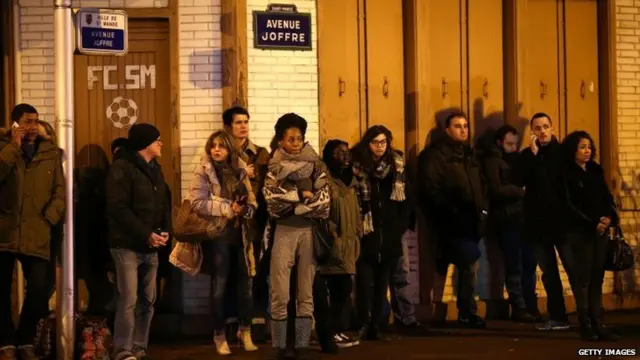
[
  {"x1": 268, "y1": 143, "x2": 318, "y2": 181},
  {"x1": 352, "y1": 151, "x2": 406, "y2": 235}
]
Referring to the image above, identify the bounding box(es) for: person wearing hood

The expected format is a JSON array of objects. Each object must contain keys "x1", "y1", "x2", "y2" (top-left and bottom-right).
[
  {"x1": 478, "y1": 125, "x2": 540, "y2": 323},
  {"x1": 106, "y1": 123, "x2": 172, "y2": 360},
  {"x1": 111, "y1": 137, "x2": 129, "y2": 161},
  {"x1": 511, "y1": 112, "x2": 573, "y2": 332},
  {"x1": 186, "y1": 130, "x2": 258, "y2": 355},
  {"x1": 417, "y1": 111, "x2": 488, "y2": 329},
  {"x1": 0, "y1": 104, "x2": 65, "y2": 360},
  {"x1": 263, "y1": 113, "x2": 330, "y2": 360},
  {"x1": 312, "y1": 139, "x2": 361, "y2": 353}
]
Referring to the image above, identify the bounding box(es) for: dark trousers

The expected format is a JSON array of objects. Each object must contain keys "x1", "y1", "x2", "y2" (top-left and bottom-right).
[
  {"x1": 356, "y1": 259, "x2": 394, "y2": 330},
  {"x1": 210, "y1": 242, "x2": 252, "y2": 334},
  {"x1": 0, "y1": 252, "x2": 51, "y2": 347},
  {"x1": 442, "y1": 237, "x2": 481, "y2": 317},
  {"x1": 531, "y1": 238, "x2": 574, "y2": 322},
  {"x1": 565, "y1": 232, "x2": 607, "y2": 319},
  {"x1": 497, "y1": 224, "x2": 538, "y2": 312},
  {"x1": 313, "y1": 273, "x2": 353, "y2": 342}
]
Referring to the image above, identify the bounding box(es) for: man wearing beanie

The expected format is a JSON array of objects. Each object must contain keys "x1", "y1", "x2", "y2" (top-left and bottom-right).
[{"x1": 106, "y1": 123, "x2": 172, "y2": 360}]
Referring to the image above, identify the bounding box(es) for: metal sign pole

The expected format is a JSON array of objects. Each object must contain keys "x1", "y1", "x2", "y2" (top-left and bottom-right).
[{"x1": 54, "y1": 0, "x2": 75, "y2": 359}]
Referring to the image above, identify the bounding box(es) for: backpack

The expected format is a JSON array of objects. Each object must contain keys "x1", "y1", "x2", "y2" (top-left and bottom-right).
[{"x1": 77, "y1": 315, "x2": 112, "y2": 360}]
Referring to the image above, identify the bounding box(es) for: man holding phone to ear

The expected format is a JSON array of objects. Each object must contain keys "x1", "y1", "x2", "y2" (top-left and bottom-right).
[
  {"x1": 106, "y1": 123, "x2": 172, "y2": 360},
  {"x1": 512, "y1": 113, "x2": 573, "y2": 332},
  {"x1": 0, "y1": 104, "x2": 65, "y2": 360}
]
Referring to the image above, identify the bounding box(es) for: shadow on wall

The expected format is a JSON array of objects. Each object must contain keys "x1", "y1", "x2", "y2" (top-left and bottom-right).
[{"x1": 188, "y1": 49, "x2": 224, "y2": 90}]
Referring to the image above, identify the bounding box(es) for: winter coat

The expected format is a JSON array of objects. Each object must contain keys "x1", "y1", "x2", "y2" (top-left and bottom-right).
[
  {"x1": 511, "y1": 137, "x2": 564, "y2": 240},
  {"x1": 418, "y1": 136, "x2": 488, "y2": 241},
  {"x1": 319, "y1": 174, "x2": 361, "y2": 275},
  {"x1": 186, "y1": 154, "x2": 257, "y2": 277},
  {"x1": 0, "y1": 129, "x2": 65, "y2": 260},
  {"x1": 240, "y1": 140, "x2": 270, "y2": 252},
  {"x1": 476, "y1": 137, "x2": 524, "y2": 228},
  {"x1": 562, "y1": 161, "x2": 616, "y2": 235},
  {"x1": 105, "y1": 147, "x2": 172, "y2": 253}
]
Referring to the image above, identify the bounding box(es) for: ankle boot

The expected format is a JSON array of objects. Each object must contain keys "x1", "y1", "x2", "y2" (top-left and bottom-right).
[
  {"x1": 590, "y1": 316, "x2": 620, "y2": 342},
  {"x1": 270, "y1": 319, "x2": 288, "y2": 351},
  {"x1": 237, "y1": 326, "x2": 258, "y2": 351},
  {"x1": 213, "y1": 333, "x2": 232, "y2": 355},
  {"x1": 578, "y1": 314, "x2": 598, "y2": 341}
]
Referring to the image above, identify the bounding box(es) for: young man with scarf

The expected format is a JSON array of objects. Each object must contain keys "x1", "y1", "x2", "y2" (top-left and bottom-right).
[
  {"x1": 106, "y1": 123, "x2": 172, "y2": 360},
  {"x1": 263, "y1": 113, "x2": 330, "y2": 360},
  {"x1": 351, "y1": 125, "x2": 414, "y2": 342},
  {"x1": 313, "y1": 139, "x2": 362, "y2": 352},
  {"x1": 477, "y1": 125, "x2": 540, "y2": 323},
  {"x1": 0, "y1": 104, "x2": 65, "y2": 360},
  {"x1": 418, "y1": 112, "x2": 488, "y2": 328}
]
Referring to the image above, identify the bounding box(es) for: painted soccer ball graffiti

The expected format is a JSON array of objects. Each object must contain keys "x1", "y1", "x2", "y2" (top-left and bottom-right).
[{"x1": 106, "y1": 96, "x2": 139, "y2": 129}]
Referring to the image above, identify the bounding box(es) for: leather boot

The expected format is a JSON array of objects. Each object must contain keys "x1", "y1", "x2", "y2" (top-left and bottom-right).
[
  {"x1": 590, "y1": 315, "x2": 620, "y2": 341},
  {"x1": 578, "y1": 313, "x2": 598, "y2": 341}
]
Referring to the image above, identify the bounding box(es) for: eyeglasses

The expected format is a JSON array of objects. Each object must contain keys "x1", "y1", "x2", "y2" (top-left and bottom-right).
[{"x1": 370, "y1": 139, "x2": 387, "y2": 147}]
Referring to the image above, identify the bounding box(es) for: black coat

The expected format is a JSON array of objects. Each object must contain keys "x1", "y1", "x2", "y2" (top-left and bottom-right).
[
  {"x1": 418, "y1": 136, "x2": 488, "y2": 241},
  {"x1": 512, "y1": 137, "x2": 564, "y2": 240},
  {"x1": 106, "y1": 149, "x2": 172, "y2": 253},
  {"x1": 562, "y1": 161, "x2": 616, "y2": 234},
  {"x1": 477, "y1": 141, "x2": 524, "y2": 228}
]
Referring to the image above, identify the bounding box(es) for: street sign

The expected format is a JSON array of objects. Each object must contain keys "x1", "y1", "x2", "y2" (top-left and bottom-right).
[{"x1": 76, "y1": 8, "x2": 128, "y2": 56}]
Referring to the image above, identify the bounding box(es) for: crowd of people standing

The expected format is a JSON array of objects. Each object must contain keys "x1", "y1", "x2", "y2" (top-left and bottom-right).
[{"x1": 0, "y1": 103, "x2": 622, "y2": 360}]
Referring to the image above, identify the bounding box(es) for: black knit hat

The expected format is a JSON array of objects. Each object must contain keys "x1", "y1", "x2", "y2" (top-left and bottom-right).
[
  {"x1": 128, "y1": 123, "x2": 160, "y2": 151},
  {"x1": 110, "y1": 137, "x2": 129, "y2": 155}
]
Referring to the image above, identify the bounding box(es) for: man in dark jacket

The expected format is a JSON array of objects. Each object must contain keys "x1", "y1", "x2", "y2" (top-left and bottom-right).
[
  {"x1": 0, "y1": 104, "x2": 65, "y2": 360},
  {"x1": 418, "y1": 111, "x2": 488, "y2": 328},
  {"x1": 512, "y1": 112, "x2": 572, "y2": 331},
  {"x1": 106, "y1": 123, "x2": 172, "y2": 360},
  {"x1": 478, "y1": 125, "x2": 540, "y2": 323}
]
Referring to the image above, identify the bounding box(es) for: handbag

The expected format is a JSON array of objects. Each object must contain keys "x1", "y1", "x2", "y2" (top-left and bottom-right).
[
  {"x1": 169, "y1": 241, "x2": 203, "y2": 276},
  {"x1": 310, "y1": 218, "x2": 334, "y2": 265},
  {"x1": 604, "y1": 225, "x2": 634, "y2": 272},
  {"x1": 173, "y1": 199, "x2": 228, "y2": 243}
]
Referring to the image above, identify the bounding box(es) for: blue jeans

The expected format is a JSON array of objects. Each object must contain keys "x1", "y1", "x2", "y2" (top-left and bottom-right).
[
  {"x1": 497, "y1": 224, "x2": 538, "y2": 311},
  {"x1": 210, "y1": 242, "x2": 253, "y2": 334},
  {"x1": 389, "y1": 240, "x2": 417, "y2": 325},
  {"x1": 110, "y1": 249, "x2": 158, "y2": 353}
]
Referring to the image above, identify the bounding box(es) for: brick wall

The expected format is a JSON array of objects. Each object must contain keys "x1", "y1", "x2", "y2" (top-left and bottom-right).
[
  {"x1": 615, "y1": 0, "x2": 640, "y2": 293},
  {"x1": 246, "y1": 0, "x2": 319, "y2": 151},
  {"x1": 178, "y1": 0, "x2": 224, "y2": 316}
]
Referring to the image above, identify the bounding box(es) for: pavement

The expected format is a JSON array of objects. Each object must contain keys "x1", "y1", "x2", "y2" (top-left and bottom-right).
[{"x1": 147, "y1": 310, "x2": 640, "y2": 360}]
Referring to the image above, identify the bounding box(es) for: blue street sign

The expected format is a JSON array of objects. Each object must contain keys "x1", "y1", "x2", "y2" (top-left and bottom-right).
[{"x1": 76, "y1": 9, "x2": 128, "y2": 56}]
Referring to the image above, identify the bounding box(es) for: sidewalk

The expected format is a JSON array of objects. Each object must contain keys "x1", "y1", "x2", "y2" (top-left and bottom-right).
[{"x1": 147, "y1": 310, "x2": 640, "y2": 359}]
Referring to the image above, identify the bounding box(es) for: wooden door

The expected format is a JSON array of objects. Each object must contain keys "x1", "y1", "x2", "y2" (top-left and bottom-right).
[
  {"x1": 468, "y1": 0, "x2": 504, "y2": 140},
  {"x1": 73, "y1": 19, "x2": 172, "y2": 311},
  {"x1": 365, "y1": 0, "x2": 405, "y2": 152},
  {"x1": 564, "y1": 0, "x2": 600, "y2": 151},
  {"x1": 421, "y1": 0, "x2": 463, "y2": 149},
  {"x1": 516, "y1": 0, "x2": 561, "y2": 146},
  {"x1": 317, "y1": 0, "x2": 361, "y2": 149}
]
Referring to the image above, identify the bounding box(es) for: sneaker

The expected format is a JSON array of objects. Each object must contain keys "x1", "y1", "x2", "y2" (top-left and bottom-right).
[
  {"x1": 336, "y1": 333, "x2": 359, "y2": 348},
  {"x1": 114, "y1": 350, "x2": 137, "y2": 360},
  {"x1": 535, "y1": 320, "x2": 570, "y2": 331},
  {"x1": 458, "y1": 315, "x2": 486, "y2": 329}
]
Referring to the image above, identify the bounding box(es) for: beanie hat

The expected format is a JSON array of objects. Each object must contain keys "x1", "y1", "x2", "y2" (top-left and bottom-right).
[
  {"x1": 110, "y1": 137, "x2": 129, "y2": 155},
  {"x1": 128, "y1": 123, "x2": 160, "y2": 152}
]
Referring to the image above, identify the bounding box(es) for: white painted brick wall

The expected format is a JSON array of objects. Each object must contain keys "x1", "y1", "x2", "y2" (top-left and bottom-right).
[
  {"x1": 178, "y1": 0, "x2": 224, "y2": 316},
  {"x1": 246, "y1": 0, "x2": 319, "y2": 151}
]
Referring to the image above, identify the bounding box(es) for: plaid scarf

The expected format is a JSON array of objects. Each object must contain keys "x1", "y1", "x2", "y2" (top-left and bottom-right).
[{"x1": 352, "y1": 151, "x2": 406, "y2": 235}]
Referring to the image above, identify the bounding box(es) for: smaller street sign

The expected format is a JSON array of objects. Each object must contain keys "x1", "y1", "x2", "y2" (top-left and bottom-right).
[{"x1": 76, "y1": 8, "x2": 128, "y2": 56}]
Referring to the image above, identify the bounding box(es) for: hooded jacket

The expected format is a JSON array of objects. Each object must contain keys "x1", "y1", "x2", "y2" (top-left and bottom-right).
[
  {"x1": 0, "y1": 128, "x2": 66, "y2": 260},
  {"x1": 475, "y1": 133, "x2": 524, "y2": 227}
]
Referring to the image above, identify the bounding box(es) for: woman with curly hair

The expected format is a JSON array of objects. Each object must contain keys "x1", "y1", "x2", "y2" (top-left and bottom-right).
[
  {"x1": 560, "y1": 130, "x2": 619, "y2": 341},
  {"x1": 186, "y1": 130, "x2": 259, "y2": 355},
  {"x1": 262, "y1": 113, "x2": 330, "y2": 359},
  {"x1": 351, "y1": 125, "x2": 414, "y2": 341}
]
